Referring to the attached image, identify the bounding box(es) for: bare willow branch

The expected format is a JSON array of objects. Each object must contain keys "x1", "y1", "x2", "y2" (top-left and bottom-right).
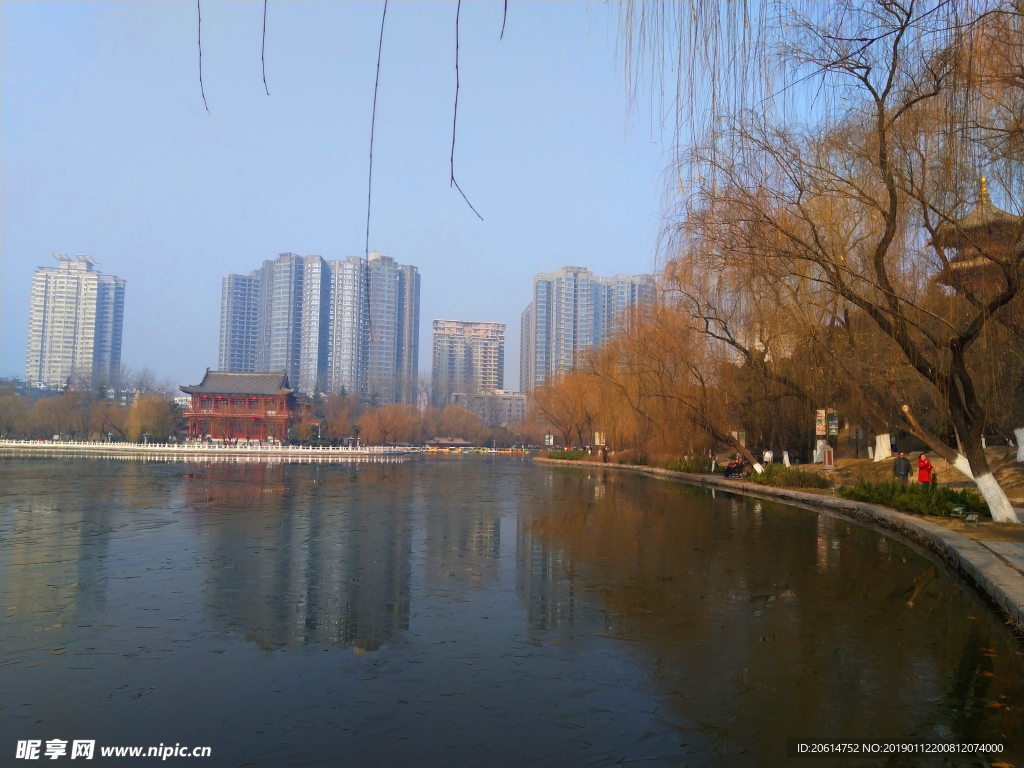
[
  {"x1": 366, "y1": 0, "x2": 389, "y2": 258},
  {"x1": 262, "y1": 0, "x2": 269, "y2": 96},
  {"x1": 197, "y1": 0, "x2": 209, "y2": 113},
  {"x1": 451, "y1": 0, "x2": 484, "y2": 221}
]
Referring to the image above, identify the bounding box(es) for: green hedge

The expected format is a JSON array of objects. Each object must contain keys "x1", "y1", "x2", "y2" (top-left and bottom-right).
[
  {"x1": 748, "y1": 463, "x2": 831, "y2": 489},
  {"x1": 546, "y1": 449, "x2": 588, "y2": 461},
  {"x1": 665, "y1": 455, "x2": 714, "y2": 474},
  {"x1": 838, "y1": 480, "x2": 988, "y2": 517}
]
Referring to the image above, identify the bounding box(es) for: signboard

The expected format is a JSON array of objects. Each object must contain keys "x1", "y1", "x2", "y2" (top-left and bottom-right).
[
  {"x1": 815, "y1": 409, "x2": 827, "y2": 437},
  {"x1": 593, "y1": 432, "x2": 604, "y2": 447},
  {"x1": 827, "y1": 411, "x2": 839, "y2": 436},
  {"x1": 544, "y1": 434, "x2": 554, "y2": 447}
]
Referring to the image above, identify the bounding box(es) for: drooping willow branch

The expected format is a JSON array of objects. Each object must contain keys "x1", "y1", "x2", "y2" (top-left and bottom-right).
[
  {"x1": 451, "y1": 0, "x2": 483, "y2": 221},
  {"x1": 365, "y1": 0, "x2": 389, "y2": 258},
  {"x1": 197, "y1": 0, "x2": 209, "y2": 112},
  {"x1": 262, "y1": 0, "x2": 270, "y2": 95}
]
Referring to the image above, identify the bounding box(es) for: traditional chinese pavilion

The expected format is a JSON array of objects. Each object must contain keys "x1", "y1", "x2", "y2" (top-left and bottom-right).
[
  {"x1": 180, "y1": 370, "x2": 306, "y2": 442},
  {"x1": 933, "y1": 177, "x2": 1023, "y2": 292}
]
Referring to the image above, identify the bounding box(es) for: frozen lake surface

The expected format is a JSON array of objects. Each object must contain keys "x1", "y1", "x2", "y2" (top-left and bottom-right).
[{"x1": 2, "y1": 456, "x2": 1021, "y2": 766}]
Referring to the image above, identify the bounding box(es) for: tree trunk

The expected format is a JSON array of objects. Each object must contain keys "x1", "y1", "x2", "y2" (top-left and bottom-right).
[{"x1": 902, "y1": 405, "x2": 1018, "y2": 524}]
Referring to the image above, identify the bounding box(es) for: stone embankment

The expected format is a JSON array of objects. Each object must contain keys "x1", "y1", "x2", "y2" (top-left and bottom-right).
[{"x1": 534, "y1": 457, "x2": 1024, "y2": 626}]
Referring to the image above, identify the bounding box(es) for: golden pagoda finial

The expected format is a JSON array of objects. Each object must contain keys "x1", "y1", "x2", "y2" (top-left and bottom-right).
[{"x1": 980, "y1": 176, "x2": 988, "y2": 197}]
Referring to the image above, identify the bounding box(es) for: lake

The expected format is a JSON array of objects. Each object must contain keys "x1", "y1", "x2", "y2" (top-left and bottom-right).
[{"x1": 1, "y1": 456, "x2": 1020, "y2": 766}]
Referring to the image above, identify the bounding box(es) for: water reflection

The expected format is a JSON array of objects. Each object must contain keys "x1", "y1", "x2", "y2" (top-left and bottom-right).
[
  {"x1": 524, "y1": 468, "x2": 1023, "y2": 758},
  {"x1": 188, "y1": 462, "x2": 412, "y2": 652},
  {"x1": 1, "y1": 457, "x2": 1020, "y2": 767}
]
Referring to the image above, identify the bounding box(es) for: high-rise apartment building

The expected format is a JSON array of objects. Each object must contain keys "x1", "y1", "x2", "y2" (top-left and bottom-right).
[
  {"x1": 218, "y1": 251, "x2": 419, "y2": 401},
  {"x1": 298, "y1": 255, "x2": 331, "y2": 394},
  {"x1": 327, "y1": 257, "x2": 368, "y2": 398},
  {"x1": 219, "y1": 272, "x2": 260, "y2": 372},
  {"x1": 26, "y1": 254, "x2": 125, "y2": 389},
  {"x1": 432, "y1": 320, "x2": 505, "y2": 406},
  {"x1": 366, "y1": 253, "x2": 420, "y2": 405},
  {"x1": 520, "y1": 266, "x2": 654, "y2": 392},
  {"x1": 397, "y1": 264, "x2": 421, "y2": 406}
]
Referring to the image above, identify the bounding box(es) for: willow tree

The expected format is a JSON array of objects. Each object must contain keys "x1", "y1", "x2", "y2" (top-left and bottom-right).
[{"x1": 624, "y1": 1, "x2": 1022, "y2": 521}]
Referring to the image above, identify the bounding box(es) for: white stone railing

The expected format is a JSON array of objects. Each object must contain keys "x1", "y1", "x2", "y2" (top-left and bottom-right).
[{"x1": 0, "y1": 439, "x2": 418, "y2": 457}]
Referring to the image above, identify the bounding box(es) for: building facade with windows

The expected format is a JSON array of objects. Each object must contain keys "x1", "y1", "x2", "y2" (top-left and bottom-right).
[
  {"x1": 432, "y1": 320, "x2": 505, "y2": 406},
  {"x1": 450, "y1": 389, "x2": 526, "y2": 427},
  {"x1": 520, "y1": 266, "x2": 654, "y2": 392},
  {"x1": 219, "y1": 272, "x2": 261, "y2": 373},
  {"x1": 218, "y1": 252, "x2": 420, "y2": 401},
  {"x1": 327, "y1": 257, "x2": 368, "y2": 398},
  {"x1": 26, "y1": 254, "x2": 125, "y2": 389}
]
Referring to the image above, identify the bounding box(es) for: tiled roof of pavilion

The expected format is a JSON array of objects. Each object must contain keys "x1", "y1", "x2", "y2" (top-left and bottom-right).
[
  {"x1": 180, "y1": 370, "x2": 292, "y2": 396},
  {"x1": 933, "y1": 178, "x2": 1023, "y2": 250}
]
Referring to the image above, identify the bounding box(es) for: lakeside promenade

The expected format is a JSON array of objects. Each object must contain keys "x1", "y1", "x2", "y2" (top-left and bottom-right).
[
  {"x1": 0, "y1": 439, "x2": 418, "y2": 462},
  {"x1": 534, "y1": 457, "x2": 1024, "y2": 628}
]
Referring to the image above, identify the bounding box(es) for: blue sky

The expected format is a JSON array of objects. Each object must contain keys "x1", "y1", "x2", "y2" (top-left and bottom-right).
[{"x1": 1, "y1": 1, "x2": 668, "y2": 387}]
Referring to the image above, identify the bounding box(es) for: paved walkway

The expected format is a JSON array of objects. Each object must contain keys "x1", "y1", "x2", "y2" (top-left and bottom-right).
[{"x1": 534, "y1": 458, "x2": 1024, "y2": 626}]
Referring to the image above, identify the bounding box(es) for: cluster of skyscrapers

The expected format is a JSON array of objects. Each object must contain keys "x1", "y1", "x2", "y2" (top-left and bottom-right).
[
  {"x1": 520, "y1": 266, "x2": 654, "y2": 393},
  {"x1": 219, "y1": 252, "x2": 420, "y2": 404},
  {"x1": 25, "y1": 254, "x2": 126, "y2": 389}
]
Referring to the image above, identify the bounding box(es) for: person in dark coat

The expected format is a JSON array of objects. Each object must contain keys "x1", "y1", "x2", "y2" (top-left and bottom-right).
[{"x1": 893, "y1": 452, "x2": 911, "y2": 484}]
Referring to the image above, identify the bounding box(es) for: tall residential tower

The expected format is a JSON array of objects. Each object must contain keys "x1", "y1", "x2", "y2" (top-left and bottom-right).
[
  {"x1": 26, "y1": 254, "x2": 125, "y2": 389},
  {"x1": 520, "y1": 266, "x2": 654, "y2": 392},
  {"x1": 218, "y1": 252, "x2": 419, "y2": 401},
  {"x1": 431, "y1": 320, "x2": 505, "y2": 406}
]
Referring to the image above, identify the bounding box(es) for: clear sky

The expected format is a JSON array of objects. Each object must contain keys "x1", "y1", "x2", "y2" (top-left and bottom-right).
[{"x1": 1, "y1": 1, "x2": 668, "y2": 388}]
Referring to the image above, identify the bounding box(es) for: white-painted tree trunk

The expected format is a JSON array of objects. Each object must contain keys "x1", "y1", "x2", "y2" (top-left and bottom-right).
[
  {"x1": 752, "y1": 462, "x2": 764, "y2": 474},
  {"x1": 783, "y1": 451, "x2": 791, "y2": 467},
  {"x1": 873, "y1": 434, "x2": 891, "y2": 462},
  {"x1": 975, "y1": 473, "x2": 1018, "y2": 524},
  {"x1": 1015, "y1": 428, "x2": 1024, "y2": 462}
]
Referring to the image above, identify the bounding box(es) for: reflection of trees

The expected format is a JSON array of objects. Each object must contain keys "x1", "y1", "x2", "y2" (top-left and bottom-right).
[
  {"x1": 522, "y1": 469, "x2": 1023, "y2": 755},
  {"x1": 198, "y1": 463, "x2": 412, "y2": 652}
]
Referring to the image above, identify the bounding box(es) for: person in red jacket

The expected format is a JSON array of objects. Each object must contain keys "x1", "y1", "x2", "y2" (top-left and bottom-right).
[{"x1": 917, "y1": 453, "x2": 934, "y2": 485}]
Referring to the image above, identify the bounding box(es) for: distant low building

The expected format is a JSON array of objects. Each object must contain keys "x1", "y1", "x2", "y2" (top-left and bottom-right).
[
  {"x1": 450, "y1": 389, "x2": 527, "y2": 428},
  {"x1": 425, "y1": 437, "x2": 473, "y2": 449},
  {"x1": 180, "y1": 370, "x2": 309, "y2": 442}
]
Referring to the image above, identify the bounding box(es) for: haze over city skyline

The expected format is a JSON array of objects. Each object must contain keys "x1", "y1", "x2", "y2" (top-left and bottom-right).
[{"x1": 1, "y1": 2, "x2": 665, "y2": 387}]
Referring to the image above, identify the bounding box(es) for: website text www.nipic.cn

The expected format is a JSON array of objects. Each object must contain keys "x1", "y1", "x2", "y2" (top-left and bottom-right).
[{"x1": 16, "y1": 740, "x2": 211, "y2": 760}]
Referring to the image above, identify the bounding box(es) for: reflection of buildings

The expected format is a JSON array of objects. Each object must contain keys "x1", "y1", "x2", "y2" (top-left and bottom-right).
[
  {"x1": 425, "y1": 501, "x2": 501, "y2": 588},
  {"x1": 516, "y1": 517, "x2": 586, "y2": 631},
  {"x1": 2, "y1": 471, "x2": 121, "y2": 631},
  {"x1": 198, "y1": 465, "x2": 411, "y2": 651}
]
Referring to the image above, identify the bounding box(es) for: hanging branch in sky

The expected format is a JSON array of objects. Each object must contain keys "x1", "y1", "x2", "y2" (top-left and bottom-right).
[
  {"x1": 365, "y1": 0, "x2": 389, "y2": 258},
  {"x1": 451, "y1": 0, "x2": 484, "y2": 220},
  {"x1": 197, "y1": 0, "x2": 209, "y2": 112},
  {"x1": 262, "y1": 0, "x2": 270, "y2": 95},
  {"x1": 501, "y1": 1, "x2": 508, "y2": 40}
]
